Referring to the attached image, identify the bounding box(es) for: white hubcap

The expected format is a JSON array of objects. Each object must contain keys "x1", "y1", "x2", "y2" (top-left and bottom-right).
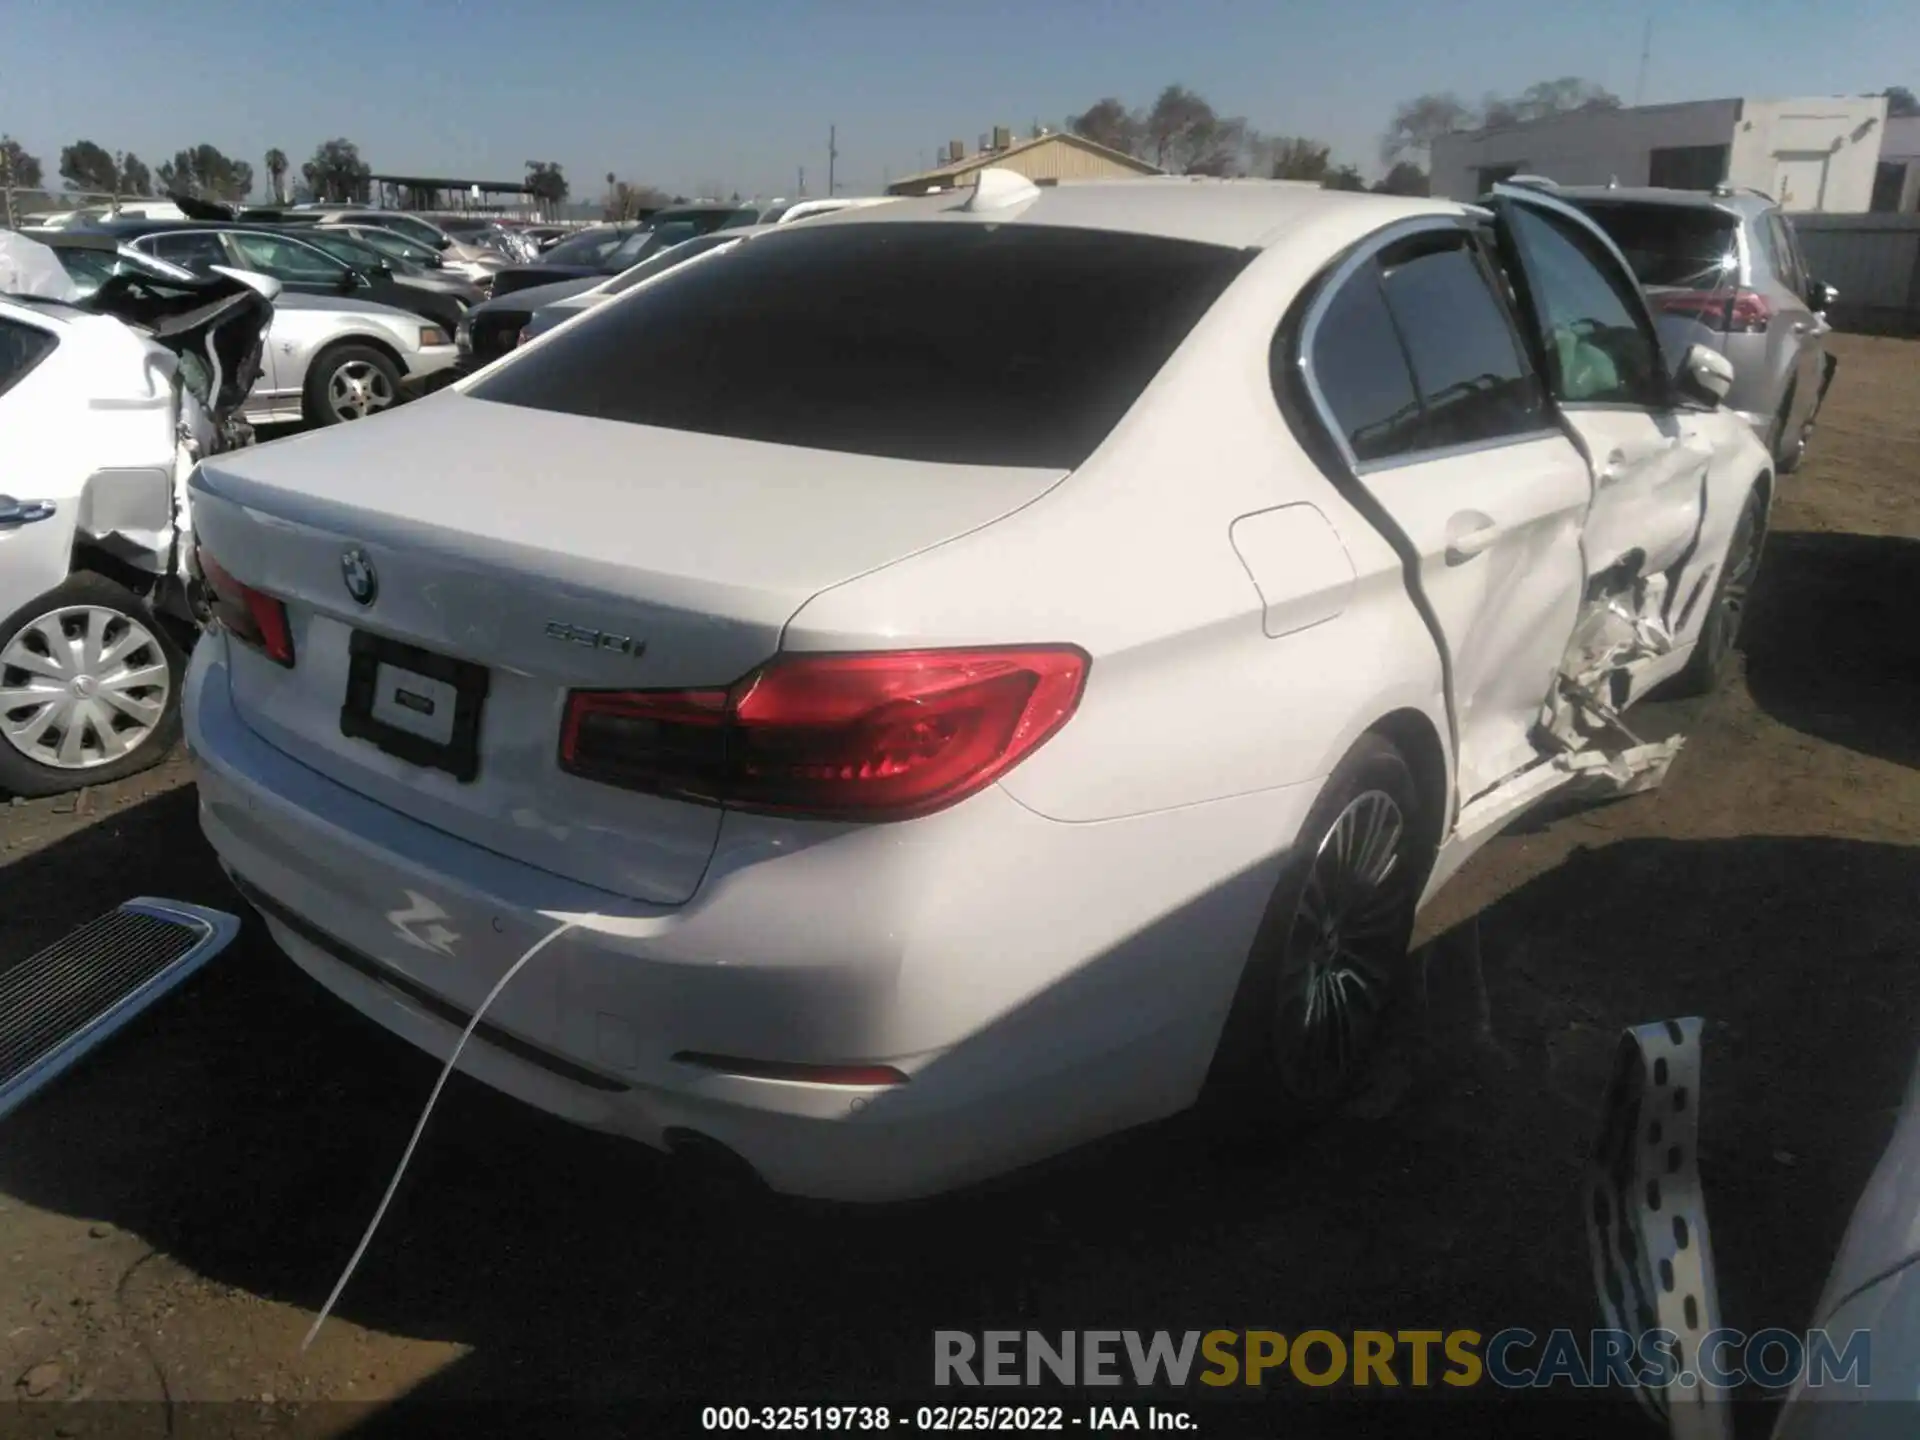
[{"x1": 0, "y1": 605, "x2": 171, "y2": 770}]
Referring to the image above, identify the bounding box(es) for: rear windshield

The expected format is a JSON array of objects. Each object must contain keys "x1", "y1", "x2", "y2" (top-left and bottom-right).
[
  {"x1": 470, "y1": 223, "x2": 1252, "y2": 468},
  {"x1": 1564, "y1": 201, "x2": 1739, "y2": 291},
  {"x1": 544, "y1": 228, "x2": 630, "y2": 266}
]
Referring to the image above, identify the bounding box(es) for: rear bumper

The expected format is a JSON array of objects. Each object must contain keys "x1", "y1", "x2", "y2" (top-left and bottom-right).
[{"x1": 182, "y1": 636, "x2": 1309, "y2": 1201}]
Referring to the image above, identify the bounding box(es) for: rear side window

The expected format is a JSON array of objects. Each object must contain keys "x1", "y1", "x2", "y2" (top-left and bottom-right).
[
  {"x1": 1303, "y1": 233, "x2": 1543, "y2": 464},
  {"x1": 1305, "y1": 269, "x2": 1423, "y2": 463},
  {"x1": 1376, "y1": 236, "x2": 1545, "y2": 449},
  {"x1": 227, "y1": 231, "x2": 347, "y2": 282},
  {"x1": 143, "y1": 232, "x2": 229, "y2": 274},
  {"x1": 1564, "y1": 202, "x2": 1738, "y2": 292},
  {"x1": 0, "y1": 316, "x2": 58, "y2": 400},
  {"x1": 1767, "y1": 214, "x2": 1806, "y2": 294},
  {"x1": 472, "y1": 223, "x2": 1254, "y2": 469}
]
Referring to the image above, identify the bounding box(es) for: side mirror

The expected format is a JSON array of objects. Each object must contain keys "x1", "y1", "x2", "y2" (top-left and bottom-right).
[
  {"x1": 434, "y1": 236, "x2": 452, "y2": 251},
  {"x1": 1676, "y1": 343, "x2": 1734, "y2": 407},
  {"x1": 1806, "y1": 278, "x2": 1837, "y2": 312}
]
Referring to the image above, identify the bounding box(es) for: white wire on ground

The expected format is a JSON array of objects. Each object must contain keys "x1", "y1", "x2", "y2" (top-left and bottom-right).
[{"x1": 300, "y1": 917, "x2": 579, "y2": 1352}]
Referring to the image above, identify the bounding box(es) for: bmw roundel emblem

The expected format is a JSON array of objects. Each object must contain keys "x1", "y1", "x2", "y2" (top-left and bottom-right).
[{"x1": 341, "y1": 546, "x2": 378, "y2": 606}]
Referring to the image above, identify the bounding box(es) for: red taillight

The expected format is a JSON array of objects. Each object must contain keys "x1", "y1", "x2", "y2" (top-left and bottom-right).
[
  {"x1": 1652, "y1": 288, "x2": 1770, "y2": 333},
  {"x1": 198, "y1": 550, "x2": 294, "y2": 667},
  {"x1": 559, "y1": 646, "x2": 1088, "y2": 821}
]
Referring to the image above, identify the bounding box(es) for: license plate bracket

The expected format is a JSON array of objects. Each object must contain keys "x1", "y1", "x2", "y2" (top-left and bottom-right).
[{"x1": 340, "y1": 631, "x2": 490, "y2": 783}]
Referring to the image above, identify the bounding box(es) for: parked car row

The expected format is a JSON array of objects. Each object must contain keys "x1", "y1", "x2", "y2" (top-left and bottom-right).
[{"x1": 456, "y1": 196, "x2": 890, "y2": 367}]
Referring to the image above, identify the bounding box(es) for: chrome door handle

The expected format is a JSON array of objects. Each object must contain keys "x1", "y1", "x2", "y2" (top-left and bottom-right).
[
  {"x1": 1595, "y1": 448, "x2": 1628, "y2": 485},
  {"x1": 0, "y1": 496, "x2": 57, "y2": 526},
  {"x1": 1792, "y1": 321, "x2": 1811, "y2": 335}
]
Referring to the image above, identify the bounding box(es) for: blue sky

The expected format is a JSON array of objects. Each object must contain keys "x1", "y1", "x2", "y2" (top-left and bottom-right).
[{"x1": 5, "y1": 0, "x2": 1915, "y2": 201}]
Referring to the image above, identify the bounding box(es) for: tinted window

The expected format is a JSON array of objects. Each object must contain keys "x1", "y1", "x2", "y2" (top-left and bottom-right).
[
  {"x1": 144, "y1": 231, "x2": 229, "y2": 273},
  {"x1": 227, "y1": 231, "x2": 347, "y2": 281},
  {"x1": 305, "y1": 232, "x2": 384, "y2": 268},
  {"x1": 1505, "y1": 205, "x2": 1662, "y2": 406},
  {"x1": 344, "y1": 213, "x2": 444, "y2": 248},
  {"x1": 543, "y1": 227, "x2": 630, "y2": 266},
  {"x1": 1377, "y1": 236, "x2": 1544, "y2": 449},
  {"x1": 0, "y1": 316, "x2": 58, "y2": 399},
  {"x1": 1306, "y1": 267, "x2": 1422, "y2": 463},
  {"x1": 1767, "y1": 215, "x2": 1806, "y2": 294},
  {"x1": 601, "y1": 234, "x2": 741, "y2": 295},
  {"x1": 607, "y1": 222, "x2": 701, "y2": 267},
  {"x1": 1647, "y1": 144, "x2": 1729, "y2": 191},
  {"x1": 1566, "y1": 202, "x2": 1739, "y2": 291},
  {"x1": 473, "y1": 223, "x2": 1252, "y2": 468}
]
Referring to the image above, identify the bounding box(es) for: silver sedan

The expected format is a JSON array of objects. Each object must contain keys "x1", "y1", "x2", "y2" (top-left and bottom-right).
[{"x1": 243, "y1": 292, "x2": 460, "y2": 427}]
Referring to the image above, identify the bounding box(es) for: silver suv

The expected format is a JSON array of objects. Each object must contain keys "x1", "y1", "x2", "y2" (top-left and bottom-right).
[{"x1": 1550, "y1": 184, "x2": 1837, "y2": 472}]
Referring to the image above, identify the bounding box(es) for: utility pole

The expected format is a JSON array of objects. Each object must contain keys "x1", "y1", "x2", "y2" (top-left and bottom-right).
[
  {"x1": 828, "y1": 124, "x2": 838, "y2": 195},
  {"x1": 797, "y1": 165, "x2": 805, "y2": 197},
  {"x1": 1633, "y1": 16, "x2": 1653, "y2": 106}
]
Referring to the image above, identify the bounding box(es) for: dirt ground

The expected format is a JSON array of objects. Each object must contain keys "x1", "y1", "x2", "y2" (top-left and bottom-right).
[{"x1": 1, "y1": 335, "x2": 1916, "y2": 1437}]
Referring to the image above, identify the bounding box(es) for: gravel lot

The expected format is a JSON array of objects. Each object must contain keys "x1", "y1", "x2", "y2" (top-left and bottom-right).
[{"x1": 2, "y1": 334, "x2": 1916, "y2": 1437}]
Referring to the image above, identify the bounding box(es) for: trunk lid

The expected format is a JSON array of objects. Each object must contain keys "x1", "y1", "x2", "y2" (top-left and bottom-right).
[{"x1": 189, "y1": 392, "x2": 1066, "y2": 904}]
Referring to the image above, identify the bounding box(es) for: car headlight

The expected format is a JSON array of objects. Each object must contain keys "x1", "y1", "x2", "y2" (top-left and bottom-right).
[{"x1": 419, "y1": 325, "x2": 451, "y2": 348}]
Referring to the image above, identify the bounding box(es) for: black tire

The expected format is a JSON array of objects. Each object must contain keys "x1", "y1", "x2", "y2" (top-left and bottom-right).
[
  {"x1": 1669, "y1": 485, "x2": 1767, "y2": 699},
  {"x1": 0, "y1": 572, "x2": 186, "y2": 799},
  {"x1": 1206, "y1": 733, "x2": 1433, "y2": 1124},
  {"x1": 303, "y1": 343, "x2": 403, "y2": 427}
]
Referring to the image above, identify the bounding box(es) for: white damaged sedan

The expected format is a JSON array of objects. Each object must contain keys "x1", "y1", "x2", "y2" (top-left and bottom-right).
[{"x1": 182, "y1": 175, "x2": 1772, "y2": 1200}]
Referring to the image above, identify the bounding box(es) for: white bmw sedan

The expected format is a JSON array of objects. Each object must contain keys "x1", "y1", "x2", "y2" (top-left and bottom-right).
[{"x1": 182, "y1": 175, "x2": 1772, "y2": 1201}]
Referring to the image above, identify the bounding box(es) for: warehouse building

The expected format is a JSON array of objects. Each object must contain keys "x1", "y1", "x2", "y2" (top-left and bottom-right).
[
  {"x1": 1431, "y1": 96, "x2": 1890, "y2": 212},
  {"x1": 887, "y1": 127, "x2": 1160, "y2": 195},
  {"x1": 1873, "y1": 115, "x2": 1920, "y2": 212}
]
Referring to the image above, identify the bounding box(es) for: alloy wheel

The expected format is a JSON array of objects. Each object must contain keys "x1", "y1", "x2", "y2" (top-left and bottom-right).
[
  {"x1": 1273, "y1": 789, "x2": 1414, "y2": 1101},
  {"x1": 327, "y1": 359, "x2": 396, "y2": 421},
  {"x1": 0, "y1": 605, "x2": 172, "y2": 770}
]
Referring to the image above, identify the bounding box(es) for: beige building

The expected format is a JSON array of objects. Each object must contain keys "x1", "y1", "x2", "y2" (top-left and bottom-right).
[
  {"x1": 887, "y1": 128, "x2": 1160, "y2": 195},
  {"x1": 1431, "y1": 96, "x2": 1891, "y2": 213}
]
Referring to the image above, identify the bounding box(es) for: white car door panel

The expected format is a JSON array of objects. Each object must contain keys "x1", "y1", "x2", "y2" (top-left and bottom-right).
[
  {"x1": 1567, "y1": 407, "x2": 1711, "y2": 580},
  {"x1": 1358, "y1": 439, "x2": 1588, "y2": 796},
  {"x1": 1298, "y1": 225, "x2": 1589, "y2": 802}
]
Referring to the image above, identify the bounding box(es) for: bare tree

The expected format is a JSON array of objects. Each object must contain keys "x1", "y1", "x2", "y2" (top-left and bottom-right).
[
  {"x1": 1510, "y1": 77, "x2": 1621, "y2": 119},
  {"x1": 1266, "y1": 136, "x2": 1331, "y2": 182},
  {"x1": 606, "y1": 180, "x2": 669, "y2": 222},
  {"x1": 1068, "y1": 97, "x2": 1142, "y2": 157},
  {"x1": 1372, "y1": 161, "x2": 1430, "y2": 196},
  {"x1": 1380, "y1": 92, "x2": 1475, "y2": 168},
  {"x1": 1142, "y1": 85, "x2": 1250, "y2": 174}
]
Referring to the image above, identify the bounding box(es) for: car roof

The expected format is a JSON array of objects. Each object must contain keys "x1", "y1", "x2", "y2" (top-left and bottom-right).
[{"x1": 796, "y1": 175, "x2": 1471, "y2": 250}]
